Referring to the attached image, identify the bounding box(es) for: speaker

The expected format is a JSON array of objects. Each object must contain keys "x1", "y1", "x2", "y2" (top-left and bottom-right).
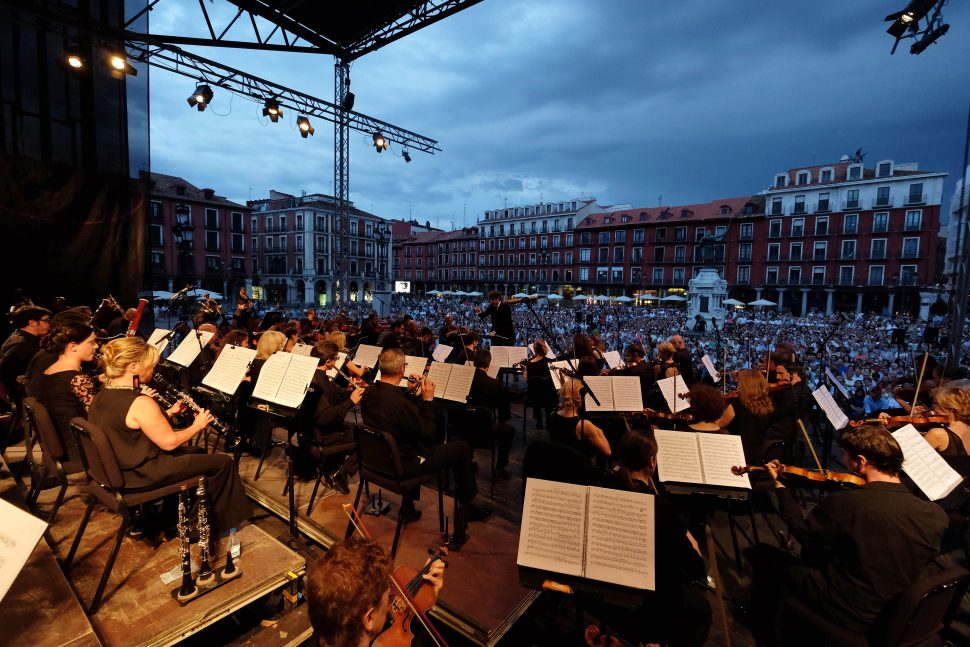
[{"x1": 891, "y1": 328, "x2": 906, "y2": 346}]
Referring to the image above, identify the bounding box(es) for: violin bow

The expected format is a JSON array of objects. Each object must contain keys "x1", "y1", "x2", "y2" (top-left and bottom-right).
[
  {"x1": 341, "y1": 504, "x2": 450, "y2": 647},
  {"x1": 796, "y1": 419, "x2": 826, "y2": 475},
  {"x1": 910, "y1": 352, "x2": 930, "y2": 420}
]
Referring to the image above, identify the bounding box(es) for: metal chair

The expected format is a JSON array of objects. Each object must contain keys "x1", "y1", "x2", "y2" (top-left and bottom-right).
[
  {"x1": 64, "y1": 418, "x2": 199, "y2": 613},
  {"x1": 347, "y1": 427, "x2": 446, "y2": 559},
  {"x1": 305, "y1": 433, "x2": 357, "y2": 515}
]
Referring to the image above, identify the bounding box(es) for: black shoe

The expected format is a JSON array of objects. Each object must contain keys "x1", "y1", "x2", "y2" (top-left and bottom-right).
[
  {"x1": 465, "y1": 502, "x2": 492, "y2": 522},
  {"x1": 492, "y1": 467, "x2": 511, "y2": 481},
  {"x1": 399, "y1": 505, "x2": 422, "y2": 524},
  {"x1": 329, "y1": 469, "x2": 350, "y2": 495}
]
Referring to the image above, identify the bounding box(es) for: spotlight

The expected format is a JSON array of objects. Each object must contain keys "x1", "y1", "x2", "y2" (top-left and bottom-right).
[
  {"x1": 373, "y1": 131, "x2": 388, "y2": 153},
  {"x1": 186, "y1": 84, "x2": 213, "y2": 111},
  {"x1": 885, "y1": 0, "x2": 946, "y2": 54},
  {"x1": 911, "y1": 22, "x2": 949, "y2": 54},
  {"x1": 402, "y1": 149, "x2": 411, "y2": 163},
  {"x1": 342, "y1": 91, "x2": 356, "y2": 111},
  {"x1": 297, "y1": 116, "x2": 315, "y2": 138},
  {"x1": 107, "y1": 53, "x2": 137, "y2": 78},
  {"x1": 64, "y1": 49, "x2": 85, "y2": 71},
  {"x1": 262, "y1": 98, "x2": 282, "y2": 122}
]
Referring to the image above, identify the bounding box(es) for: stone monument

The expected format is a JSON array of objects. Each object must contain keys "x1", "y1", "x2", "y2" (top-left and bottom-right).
[{"x1": 687, "y1": 233, "x2": 729, "y2": 331}]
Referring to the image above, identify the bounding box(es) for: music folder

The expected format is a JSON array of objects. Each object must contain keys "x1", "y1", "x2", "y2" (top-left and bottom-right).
[
  {"x1": 202, "y1": 345, "x2": 257, "y2": 396},
  {"x1": 251, "y1": 351, "x2": 319, "y2": 409},
  {"x1": 424, "y1": 361, "x2": 476, "y2": 403},
  {"x1": 654, "y1": 429, "x2": 751, "y2": 490},
  {"x1": 351, "y1": 344, "x2": 382, "y2": 370},
  {"x1": 582, "y1": 376, "x2": 643, "y2": 412},
  {"x1": 165, "y1": 330, "x2": 214, "y2": 367}
]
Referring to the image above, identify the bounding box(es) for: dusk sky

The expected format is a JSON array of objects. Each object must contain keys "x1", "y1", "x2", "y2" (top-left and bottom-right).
[{"x1": 145, "y1": 0, "x2": 970, "y2": 229}]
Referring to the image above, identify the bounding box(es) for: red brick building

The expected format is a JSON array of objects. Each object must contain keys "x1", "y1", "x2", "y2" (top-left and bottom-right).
[{"x1": 393, "y1": 226, "x2": 479, "y2": 294}]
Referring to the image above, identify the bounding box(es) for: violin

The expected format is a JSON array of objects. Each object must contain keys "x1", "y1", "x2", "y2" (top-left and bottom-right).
[
  {"x1": 374, "y1": 546, "x2": 450, "y2": 647},
  {"x1": 640, "y1": 408, "x2": 694, "y2": 423},
  {"x1": 731, "y1": 464, "x2": 864, "y2": 487},
  {"x1": 849, "y1": 414, "x2": 950, "y2": 430}
]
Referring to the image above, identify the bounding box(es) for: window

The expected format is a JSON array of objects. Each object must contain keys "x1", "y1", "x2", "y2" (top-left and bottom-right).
[
  {"x1": 598, "y1": 231, "x2": 610, "y2": 244},
  {"x1": 632, "y1": 247, "x2": 643, "y2": 263},
  {"x1": 875, "y1": 186, "x2": 891, "y2": 207},
  {"x1": 615, "y1": 230, "x2": 627, "y2": 244},
  {"x1": 580, "y1": 232, "x2": 591, "y2": 244},
  {"x1": 231, "y1": 211, "x2": 244, "y2": 232},
  {"x1": 580, "y1": 248, "x2": 591, "y2": 262},
  {"x1": 817, "y1": 192, "x2": 830, "y2": 212},
  {"x1": 151, "y1": 252, "x2": 164, "y2": 268},
  {"x1": 206, "y1": 256, "x2": 220, "y2": 271},
  {"x1": 766, "y1": 221, "x2": 779, "y2": 238},
  {"x1": 597, "y1": 267, "x2": 609, "y2": 282},
  {"x1": 796, "y1": 171, "x2": 809, "y2": 185},
  {"x1": 873, "y1": 212, "x2": 889, "y2": 233},
  {"x1": 820, "y1": 169, "x2": 833, "y2": 183},
  {"x1": 870, "y1": 238, "x2": 886, "y2": 260},
  {"x1": 673, "y1": 268, "x2": 685, "y2": 284},
  {"x1": 655, "y1": 227, "x2": 667, "y2": 242},
  {"x1": 813, "y1": 241, "x2": 827, "y2": 260},
  {"x1": 848, "y1": 165, "x2": 862, "y2": 180},
  {"x1": 774, "y1": 174, "x2": 787, "y2": 188},
  {"x1": 770, "y1": 198, "x2": 783, "y2": 216},
  {"x1": 841, "y1": 240, "x2": 856, "y2": 259},
  {"x1": 812, "y1": 267, "x2": 826, "y2": 284},
  {"x1": 613, "y1": 247, "x2": 624, "y2": 263},
  {"x1": 767, "y1": 243, "x2": 780, "y2": 261},
  {"x1": 652, "y1": 268, "x2": 664, "y2": 284},
  {"x1": 674, "y1": 245, "x2": 686, "y2": 263},
  {"x1": 815, "y1": 216, "x2": 828, "y2": 236},
  {"x1": 766, "y1": 267, "x2": 779, "y2": 284},
  {"x1": 790, "y1": 242, "x2": 802, "y2": 261},
  {"x1": 565, "y1": 251, "x2": 574, "y2": 264},
  {"x1": 877, "y1": 161, "x2": 892, "y2": 177},
  {"x1": 279, "y1": 236, "x2": 287, "y2": 251},
  {"x1": 793, "y1": 195, "x2": 806, "y2": 215},
  {"x1": 299, "y1": 214, "x2": 305, "y2": 230},
  {"x1": 231, "y1": 233, "x2": 244, "y2": 253},
  {"x1": 205, "y1": 230, "x2": 220, "y2": 251},
  {"x1": 868, "y1": 266, "x2": 884, "y2": 286},
  {"x1": 633, "y1": 229, "x2": 645, "y2": 244},
  {"x1": 907, "y1": 183, "x2": 924, "y2": 205},
  {"x1": 598, "y1": 248, "x2": 609, "y2": 263},
  {"x1": 611, "y1": 268, "x2": 623, "y2": 283},
  {"x1": 280, "y1": 215, "x2": 287, "y2": 230},
  {"x1": 252, "y1": 237, "x2": 258, "y2": 252},
  {"x1": 738, "y1": 243, "x2": 752, "y2": 262},
  {"x1": 266, "y1": 216, "x2": 273, "y2": 231},
  {"x1": 737, "y1": 266, "x2": 750, "y2": 284},
  {"x1": 788, "y1": 267, "x2": 801, "y2": 285},
  {"x1": 902, "y1": 237, "x2": 920, "y2": 259},
  {"x1": 654, "y1": 246, "x2": 665, "y2": 262},
  {"x1": 900, "y1": 265, "x2": 917, "y2": 286},
  {"x1": 904, "y1": 210, "x2": 922, "y2": 231},
  {"x1": 149, "y1": 224, "x2": 163, "y2": 247},
  {"x1": 843, "y1": 213, "x2": 858, "y2": 234},
  {"x1": 149, "y1": 200, "x2": 163, "y2": 221},
  {"x1": 565, "y1": 234, "x2": 573, "y2": 246},
  {"x1": 846, "y1": 189, "x2": 860, "y2": 209},
  {"x1": 839, "y1": 266, "x2": 855, "y2": 286},
  {"x1": 791, "y1": 218, "x2": 804, "y2": 237},
  {"x1": 674, "y1": 227, "x2": 687, "y2": 241}
]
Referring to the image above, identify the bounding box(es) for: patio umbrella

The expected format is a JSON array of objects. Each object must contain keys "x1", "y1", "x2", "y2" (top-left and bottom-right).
[
  {"x1": 723, "y1": 298, "x2": 746, "y2": 306},
  {"x1": 747, "y1": 299, "x2": 777, "y2": 307},
  {"x1": 429, "y1": 290, "x2": 444, "y2": 296},
  {"x1": 453, "y1": 290, "x2": 467, "y2": 296},
  {"x1": 546, "y1": 294, "x2": 564, "y2": 300},
  {"x1": 184, "y1": 289, "x2": 223, "y2": 299},
  {"x1": 512, "y1": 292, "x2": 530, "y2": 298},
  {"x1": 441, "y1": 290, "x2": 455, "y2": 296},
  {"x1": 659, "y1": 295, "x2": 687, "y2": 302},
  {"x1": 141, "y1": 290, "x2": 175, "y2": 299},
  {"x1": 615, "y1": 295, "x2": 634, "y2": 302},
  {"x1": 467, "y1": 291, "x2": 483, "y2": 296},
  {"x1": 593, "y1": 295, "x2": 611, "y2": 302}
]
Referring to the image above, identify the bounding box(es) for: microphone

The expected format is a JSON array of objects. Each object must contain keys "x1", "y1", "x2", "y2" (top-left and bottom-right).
[
  {"x1": 505, "y1": 294, "x2": 541, "y2": 305},
  {"x1": 171, "y1": 284, "x2": 195, "y2": 300}
]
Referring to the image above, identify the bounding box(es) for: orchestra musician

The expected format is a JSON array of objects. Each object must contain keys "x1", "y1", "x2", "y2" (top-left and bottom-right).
[
  {"x1": 651, "y1": 341, "x2": 680, "y2": 382},
  {"x1": 446, "y1": 331, "x2": 478, "y2": 365},
  {"x1": 358, "y1": 312, "x2": 382, "y2": 346},
  {"x1": 437, "y1": 314, "x2": 461, "y2": 347},
  {"x1": 523, "y1": 339, "x2": 556, "y2": 429},
  {"x1": 898, "y1": 379, "x2": 970, "y2": 457},
  {"x1": 547, "y1": 378, "x2": 611, "y2": 460},
  {"x1": 1, "y1": 305, "x2": 51, "y2": 402},
  {"x1": 668, "y1": 335, "x2": 695, "y2": 385},
  {"x1": 196, "y1": 292, "x2": 222, "y2": 325},
  {"x1": 305, "y1": 537, "x2": 445, "y2": 647},
  {"x1": 682, "y1": 384, "x2": 727, "y2": 433},
  {"x1": 234, "y1": 288, "x2": 252, "y2": 330},
  {"x1": 717, "y1": 369, "x2": 786, "y2": 464},
  {"x1": 474, "y1": 291, "x2": 515, "y2": 347},
  {"x1": 750, "y1": 424, "x2": 948, "y2": 645},
  {"x1": 467, "y1": 350, "x2": 515, "y2": 481}
]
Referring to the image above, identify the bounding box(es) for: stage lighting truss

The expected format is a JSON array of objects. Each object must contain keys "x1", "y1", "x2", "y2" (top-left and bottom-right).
[
  {"x1": 262, "y1": 97, "x2": 282, "y2": 122},
  {"x1": 297, "y1": 115, "x2": 315, "y2": 138},
  {"x1": 885, "y1": 0, "x2": 950, "y2": 55},
  {"x1": 187, "y1": 83, "x2": 214, "y2": 111}
]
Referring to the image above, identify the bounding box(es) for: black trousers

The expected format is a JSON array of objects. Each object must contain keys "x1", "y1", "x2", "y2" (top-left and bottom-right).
[{"x1": 403, "y1": 440, "x2": 477, "y2": 504}]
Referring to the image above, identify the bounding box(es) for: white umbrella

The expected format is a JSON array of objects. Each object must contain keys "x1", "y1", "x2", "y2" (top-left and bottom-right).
[
  {"x1": 184, "y1": 289, "x2": 223, "y2": 299},
  {"x1": 429, "y1": 290, "x2": 444, "y2": 296},
  {"x1": 660, "y1": 295, "x2": 687, "y2": 302},
  {"x1": 723, "y1": 298, "x2": 746, "y2": 306},
  {"x1": 593, "y1": 295, "x2": 611, "y2": 302},
  {"x1": 441, "y1": 290, "x2": 455, "y2": 296},
  {"x1": 467, "y1": 291, "x2": 483, "y2": 297},
  {"x1": 453, "y1": 290, "x2": 467, "y2": 296},
  {"x1": 747, "y1": 299, "x2": 777, "y2": 307},
  {"x1": 140, "y1": 289, "x2": 174, "y2": 299},
  {"x1": 511, "y1": 292, "x2": 529, "y2": 298},
  {"x1": 615, "y1": 295, "x2": 634, "y2": 302},
  {"x1": 546, "y1": 293, "x2": 564, "y2": 300}
]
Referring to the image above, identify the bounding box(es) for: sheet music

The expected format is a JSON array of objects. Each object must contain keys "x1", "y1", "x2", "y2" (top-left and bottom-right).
[
  {"x1": 251, "y1": 352, "x2": 290, "y2": 403},
  {"x1": 584, "y1": 487, "x2": 655, "y2": 590},
  {"x1": 812, "y1": 386, "x2": 849, "y2": 430},
  {"x1": 424, "y1": 361, "x2": 453, "y2": 400},
  {"x1": 275, "y1": 354, "x2": 320, "y2": 408},
  {"x1": 352, "y1": 344, "x2": 382, "y2": 370},
  {"x1": 442, "y1": 364, "x2": 476, "y2": 403},
  {"x1": 654, "y1": 429, "x2": 704, "y2": 484},
  {"x1": 401, "y1": 355, "x2": 429, "y2": 387},
  {"x1": 517, "y1": 479, "x2": 586, "y2": 578},
  {"x1": 825, "y1": 367, "x2": 850, "y2": 399},
  {"x1": 148, "y1": 328, "x2": 172, "y2": 353},
  {"x1": 432, "y1": 344, "x2": 453, "y2": 363},
  {"x1": 603, "y1": 350, "x2": 624, "y2": 370},
  {"x1": 166, "y1": 330, "x2": 214, "y2": 367},
  {"x1": 486, "y1": 363, "x2": 501, "y2": 380},
  {"x1": 325, "y1": 352, "x2": 347, "y2": 379},
  {"x1": 696, "y1": 433, "x2": 751, "y2": 489},
  {"x1": 892, "y1": 424, "x2": 964, "y2": 501},
  {"x1": 549, "y1": 360, "x2": 574, "y2": 391},
  {"x1": 291, "y1": 342, "x2": 314, "y2": 356},
  {"x1": 611, "y1": 376, "x2": 644, "y2": 412},
  {"x1": 202, "y1": 345, "x2": 256, "y2": 395},
  {"x1": 507, "y1": 346, "x2": 529, "y2": 366},
  {"x1": 701, "y1": 354, "x2": 721, "y2": 383},
  {"x1": 657, "y1": 375, "x2": 690, "y2": 413},
  {"x1": 0, "y1": 499, "x2": 48, "y2": 603},
  {"x1": 582, "y1": 376, "x2": 615, "y2": 412},
  {"x1": 489, "y1": 346, "x2": 509, "y2": 368},
  {"x1": 546, "y1": 346, "x2": 558, "y2": 359}
]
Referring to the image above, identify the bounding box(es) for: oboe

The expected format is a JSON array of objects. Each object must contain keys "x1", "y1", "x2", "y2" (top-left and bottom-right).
[
  {"x1": 196, "y1": 477, "x2": 214, "y2": 583},
  {"x1": 151, "y1": 374, "x2": 232, "y2": 437},
  {"x1": 176, "y1": 485, "x2": 197, "y2": 601}
]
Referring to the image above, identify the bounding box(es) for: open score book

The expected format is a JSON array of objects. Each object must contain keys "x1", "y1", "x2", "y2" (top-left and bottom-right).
[
  {"x1": 654, "y1": 429, "x2": 751, "y2": 489},
  {"x1": 517, "y1": 478, "x2": 655, "y2": 590}
]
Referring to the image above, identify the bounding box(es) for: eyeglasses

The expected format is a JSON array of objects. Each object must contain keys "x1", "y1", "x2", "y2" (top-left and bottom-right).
[{"x1": 40, "y1": 317, "x2": 50, "y2": 322}]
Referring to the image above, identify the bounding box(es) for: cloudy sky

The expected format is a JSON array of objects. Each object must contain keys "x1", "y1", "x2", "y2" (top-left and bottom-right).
[{"x1": 144, "y1": 0, "x2": 970, "y2": 228}]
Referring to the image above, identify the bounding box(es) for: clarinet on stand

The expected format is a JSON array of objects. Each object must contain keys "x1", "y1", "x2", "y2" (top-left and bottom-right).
[
  {"x1": 196, "y1": 477, "x2": 214, "y2": 584},
  {"x1": 176, "y1": 485, "x2": 198, "y2": 602}
]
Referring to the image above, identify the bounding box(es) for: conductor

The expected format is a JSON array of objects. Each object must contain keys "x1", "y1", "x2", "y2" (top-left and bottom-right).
[{"x1": 474, "y1": 291, "x2": 515, "y2": 347}]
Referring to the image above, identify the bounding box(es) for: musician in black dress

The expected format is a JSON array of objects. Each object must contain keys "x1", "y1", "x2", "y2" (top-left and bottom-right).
[
  {"x1": 474, "y1": 291, "x2": 515, "y2": 347},
  {"x1": 88, "y1": 337, "x2": 250, "y2": 538},
  {"x1": 524, "y1": 339, "x2": 556, "y2": 428}
]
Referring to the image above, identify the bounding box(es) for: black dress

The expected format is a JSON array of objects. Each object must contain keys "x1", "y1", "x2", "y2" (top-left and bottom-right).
[
  {"x1": 30, "y1": 369, "x2": 94, "y2": 462},
  {"x1": 88, "y1": 388, "x2": 250, "y2": 535},
  {"x1": 547, "y1": 412, "x2": 599, "y2": 460}
]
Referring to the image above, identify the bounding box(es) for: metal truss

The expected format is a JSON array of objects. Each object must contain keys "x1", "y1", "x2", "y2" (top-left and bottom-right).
[
  {"x1": 343, "y1": 0, "x2": 485, "y2": 60},
  {"x1": 333, "y1": 61, "x2": 351, "y2": 303},
  {"x1": 124, "y1": 38, "x2": 441, "y2": 155}
]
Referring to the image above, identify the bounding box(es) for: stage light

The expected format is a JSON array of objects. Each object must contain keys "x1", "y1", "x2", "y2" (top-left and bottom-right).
[
  {"x1": 297, "y1": 116, "x2": 315, "y2": 138},
  {"x1": 885, "y1": 0, "x2": 947, "y2": 54},
  {"x1": 107, "y1": 52, "x2": 137, "y2": 78},
  {"x1": 262, "y1": 98, "x2": 282, "y2": 122},
  {"x1": 65, "y1": 50, "x2": 85, "y2": 70},
  {"x1": 373, "y1": 131, "x2": 388, "y2": 153},
  {"x1": 186, "y1": 84, "x2": 213, "y2": 111},
  {"x1": 911, "y1": 22, "x2": 949, "y2": 54},
  {"x1": 402, "y1": 149, "x2": 411, "y2": 163}
]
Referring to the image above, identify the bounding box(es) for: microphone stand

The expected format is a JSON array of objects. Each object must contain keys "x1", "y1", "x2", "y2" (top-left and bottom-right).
[
  {"x1": 193, "y1": 326, "x2": 213, "y2": 376},
  {"x1": 522, "y1": 300, "x2": 600, "y2": 408}
]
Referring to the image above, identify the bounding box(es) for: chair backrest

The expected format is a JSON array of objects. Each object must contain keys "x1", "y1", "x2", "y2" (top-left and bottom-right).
[
  {"x1": 527, "y1": 375, "x2": 557, "y2": 406},
  {"x1": 522, "y1": 440, "x2": 592, "y2": 495},
  {"x1": 70, "y1": 417, "x2": 125, "y2": 490},
  {"x1": 449, "y1": 405, "x2": 494, "y2": 448},
  {"x1": 355, "y1": 427, "x2": 405, "y2": 480},
  {"x1": 23, "y1": 396, "x2": 65, "y2": 461},
  {"x1": 877, "y1": 565, "x2": 970, "y2": 646}
]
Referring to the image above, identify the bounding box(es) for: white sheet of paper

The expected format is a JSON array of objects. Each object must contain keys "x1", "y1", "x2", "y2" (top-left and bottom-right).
[
  {"x1": 486, "y1": 363, "x2": 501, "y2": 380},
  {"x1": 490, "y1": 346, "x2": 510, "y2": 368},
  {"x1": 611, "y1": 376, "x2": 644, "y2": 412},
  {"x1": 166, "y1": 330, "x2": 214, "y2": 367},
  {"x1": 812, "y1": 386, "x2": 849, "y2": 430},
  {"x1": 352, "y1": 344, "x2": 383, "y2": 370},
  {"x1": 701, "y1": 354, "x2": 721, "y2": 383},
  {"x1": 825, "y1": 367, "x2": 850, "y2": 399},
  {"x1": 425, "y1": 361, "x2": 453, "y2": 400},
  {"x1": 654, "y1": 429, "x2": 705, "y2": 484},
  {"x1": 657, "y1": 375, "x2": 690, "y2": 413},
  {"x1": 443, "y1": 363, "x2": 476, "y2": 403},
  {"x1": 252, "y1": 352, "x2": 318, "y2": 408},
  {"x1": 696, "y1": 433, "x2": 751, "y2": 489},
  {"x1": 517, "y1": 478, "x2": 587, "y2": 578},
  {"x1": 148, "y1": 328, "x2": 172, "y2": 353},
  {"x1": 202, "y1": 345, "x2": 256, "y2": 395},
  {"x1": 584, "y1": 487, "x2": 655, "y2": 590},
  {"x1": 892, "y1": 424, "x2": 964, "y2": 501},
  {"x1": 432, "y1": 344, "x2": 453, "y2": 363},
  {"x1": 291, "y1": 342, "x2": 314, "y2": 356},
  {"x1": 583, "y1": 376, "x2": 615, "y2": 412},
  {"x1": 507, "y1": 346, "x2": 529, "y2": 366},
  {"x1": 401, "y1": 355, "x2": 429, "y2": 387},
  {"x1": 0, "y1": 499, "x2": 48, "y2": 603},
  {"x1": 603, "y1": 350, "x2": 624, "y2": 369},
  {"x1": 549, "y1": 360, "x2": 574, "y2": 391}
]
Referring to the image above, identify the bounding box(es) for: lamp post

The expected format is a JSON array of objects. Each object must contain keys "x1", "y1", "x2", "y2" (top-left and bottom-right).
[{"x1": 372, "y1": 222, "x2": 391, "y2": 317}]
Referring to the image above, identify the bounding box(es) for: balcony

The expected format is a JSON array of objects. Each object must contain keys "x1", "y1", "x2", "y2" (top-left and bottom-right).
[
  {"x1": 813, "y1": 253, "x2": 827, "y2": 261},
  {"x1": 791, "y1": 205, "x2": 807, "y2": 215},
  {"x1": 873, "y1": 196, "x2": 893, "y2": 208},
  {"x1": 816, "y1": 200, "x2": 831, "y2": 213},
  {"x1": 905, "y1": 193, "x2": 927, "y2": 206},
  {"x1": 843, "y1": 200, "x2": 860, "y2": 210},
  {"x1": 868, "y1": 278, "x2": 885, "y2": 286},
  {"x1": 901, "y1": 250, "x2": 921, "y2": 259},
  {"x1": 838, "y1": 277, "x2": 856, "y2": 286},
  {"x1": 903, "y1": 222, "x2": 922, "y2": 232},
  {"x1": 735, "y1": 278, "x2": 751, "y2": 286},
  {"x1": 738, "y1": 255, "x2": 753, "y2": 263},
  {"x1": 872, "y1": 224, "x2": 889, "y2": 234},
  {"x1": 811, "y1": 276, "x2": 827, "y2": 285}
]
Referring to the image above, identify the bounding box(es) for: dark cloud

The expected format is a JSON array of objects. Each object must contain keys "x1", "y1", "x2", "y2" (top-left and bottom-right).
[{"x1": 147, "y1": 0, "x2": 970, "y2": 228}]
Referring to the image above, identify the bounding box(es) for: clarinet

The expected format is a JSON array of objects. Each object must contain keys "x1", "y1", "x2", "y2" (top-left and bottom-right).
[
  {"x1": 176, "y1": 485, "x2": 197, "y2": 600},
  {"x1": 151, "y1": 374, "x2": 232, "y2": 438},
  {"x1": 196, "y1": 477, "x2": 214, "y2": 583}
]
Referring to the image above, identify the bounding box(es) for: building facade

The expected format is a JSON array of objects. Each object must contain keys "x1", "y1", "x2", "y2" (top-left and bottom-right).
[
  {"x1": 147, "y1": 173, "x2": 252, "y2": 298},
  {"x1": 247, "y1": 191, "x2": 391, "y2": 306},
  {"x1": 392, "y1": 226, "x2": 480, "y2": 294}
]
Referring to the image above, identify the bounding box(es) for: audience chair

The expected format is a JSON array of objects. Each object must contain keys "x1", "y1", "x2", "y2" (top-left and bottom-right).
[
  {"x1": 64, "y1": 418, "x2": 199, "y2": 613},
  {"x1": 346, "y1": 427, "x2": 445, "y2": 559}
]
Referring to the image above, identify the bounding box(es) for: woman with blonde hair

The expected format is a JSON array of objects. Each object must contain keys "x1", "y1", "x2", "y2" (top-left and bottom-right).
[
  {"x1": 87, "y1": 337, "x2": 249, "y2": 538},
  {"x1": 547, "y1": 378, "x2": 611, "y2": 458},
  {"x1": 324, "y1": 331, "x2": 365, "y2": 380},
  {"x1": 917, "y1": 380, "x2": 970, "y2": 456}
]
